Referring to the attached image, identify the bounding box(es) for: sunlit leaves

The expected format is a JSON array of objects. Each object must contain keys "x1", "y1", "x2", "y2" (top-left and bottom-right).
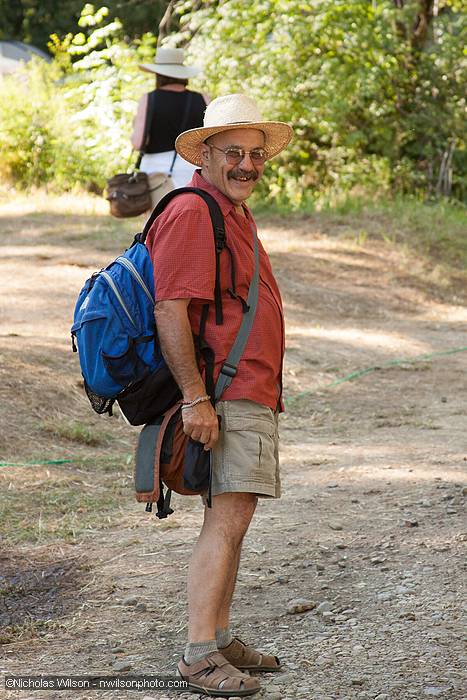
[
  {"x1": 0, "y1": 4, "x2": 152, "y2": 191},
  {"x1": 78, "y1": 4, "x2": 110, "y2": 27},
  {"x1": 172, "y1": 0, "x2": 465, "y2": 200}
]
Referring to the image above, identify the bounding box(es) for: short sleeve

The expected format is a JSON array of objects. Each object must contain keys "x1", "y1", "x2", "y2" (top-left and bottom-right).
[{"x1": 148, "y1": 204, "x2": 216, "y2": 302}]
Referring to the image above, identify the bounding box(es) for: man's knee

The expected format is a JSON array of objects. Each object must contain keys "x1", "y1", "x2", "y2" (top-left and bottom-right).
[
  {"x1": 206, "y1": 492, "x2": 258, "y2": 542},
  {"x1": 226, "y1": 492, "x2": 258, "y2": 529}
]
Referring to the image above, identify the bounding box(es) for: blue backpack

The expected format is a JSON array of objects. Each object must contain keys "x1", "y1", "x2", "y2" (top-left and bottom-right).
[{"x1": 71, "y1": 188, "x2": 227, "y2": 426}]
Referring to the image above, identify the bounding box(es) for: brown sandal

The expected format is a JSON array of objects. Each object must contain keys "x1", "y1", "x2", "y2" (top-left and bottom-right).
[
  {"x1": 178, "y1": 651, "x2": 261, "y2": 697},
  {"x1": 220, "y1": 637, "x2": 281, "y2": 672}
]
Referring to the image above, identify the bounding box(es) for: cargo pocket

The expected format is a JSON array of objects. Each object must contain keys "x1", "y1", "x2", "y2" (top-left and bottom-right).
[
  {"x1": 222, "y1": 404, "x2": 276, "y2": 485},
  {"x1": 256, "y1": 431, "x2": 276, "y2": 483}
]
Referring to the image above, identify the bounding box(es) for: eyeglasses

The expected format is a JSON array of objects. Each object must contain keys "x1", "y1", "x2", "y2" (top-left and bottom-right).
[{"x1": 207, "y1": 144, "x2": 268, "y2": 165}]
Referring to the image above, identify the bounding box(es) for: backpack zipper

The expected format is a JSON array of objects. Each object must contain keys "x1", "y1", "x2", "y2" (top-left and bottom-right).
[
  {"x1": 116, "y1": 257, "x2": 155, "y2": 305},
  {"x1": 100, "y1": 271, "x2": 136, "y2": 328}
]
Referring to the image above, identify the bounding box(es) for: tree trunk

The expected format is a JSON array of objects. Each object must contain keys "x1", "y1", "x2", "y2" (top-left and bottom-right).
[
  {"x1": 412, "y1": 0, "x2": 435, "y2": 50},
  {"x1": 158, "y1": 0, "x2": 175, "y2": 45},
  {"x1": 436, "y1": 140, "x2": 456, "y2": 198}
]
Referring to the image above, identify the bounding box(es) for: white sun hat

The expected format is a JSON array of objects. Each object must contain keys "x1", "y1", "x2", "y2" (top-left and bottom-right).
[
  {"x1": 139, "y1": 47, "x2": 200, "y2": 80},
  {"x1": 175, "y1": 94, "x2": 293, "y2": 166}
]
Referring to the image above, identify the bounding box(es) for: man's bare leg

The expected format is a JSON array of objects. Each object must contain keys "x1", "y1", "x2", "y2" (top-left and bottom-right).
[
  {"x1": 187, "y1": 492, "x2": 257, "y2": 643},
  {"x1": 216, "y1": 545, "x2": 242, "y2": 631}
]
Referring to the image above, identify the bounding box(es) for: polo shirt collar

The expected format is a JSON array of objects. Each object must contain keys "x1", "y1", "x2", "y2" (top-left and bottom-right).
[{"x1": 191, "y1": 170, "x2": 252, "y2": 220}]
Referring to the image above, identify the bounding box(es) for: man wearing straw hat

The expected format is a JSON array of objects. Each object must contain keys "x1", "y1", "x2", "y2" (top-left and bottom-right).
[{"x1": 146, "y1": 94, "x2": 292, "y2": 696}]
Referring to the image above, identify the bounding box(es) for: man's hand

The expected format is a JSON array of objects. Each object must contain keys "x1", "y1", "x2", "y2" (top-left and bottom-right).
[
  {"x1": 155, "y1": 298, "x2": 217, "y2": 449},
  {"x1": 182, "y1": 400, "x2": 219, "y2": 450}
]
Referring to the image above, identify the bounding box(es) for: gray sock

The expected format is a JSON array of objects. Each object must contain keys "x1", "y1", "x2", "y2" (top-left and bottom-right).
[
  {"x1": 216, "y1": 626, "x2": 234, "y2": 649},
  {"x1": 184, "y1": 639, "x2": 218, "y2": 665}
]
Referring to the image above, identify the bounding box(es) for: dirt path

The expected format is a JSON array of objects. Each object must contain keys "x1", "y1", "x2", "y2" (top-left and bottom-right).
[{"x1": 0, "y1": 200, "x2": 466, "y2": 700}]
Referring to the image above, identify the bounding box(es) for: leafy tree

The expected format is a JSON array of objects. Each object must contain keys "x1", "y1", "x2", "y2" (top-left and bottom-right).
[
  {"x1": 49, "y1": 4, "x2": 158, "y2": 184},
  {"x1": 105, "y1": 0, "x2": 169, "y2": 40},
  {"x1": 0, "y1": 0, "x2": 85, "y2": 50},
  {"x1": 0, "y1": 58, "x2": 99, "y2": 188},
  {"x1": 0, "y1": 0, "x2": 170, "y2": 52},
  {"x1": 0, "y1": 5, "x2": 156, "y2": 190},
  {"x1": 172, "y1": 0, "x2": 465, "y2": 201},
  {"x1": 1, "y1": 0, "x2": 464, "y2": 202}
]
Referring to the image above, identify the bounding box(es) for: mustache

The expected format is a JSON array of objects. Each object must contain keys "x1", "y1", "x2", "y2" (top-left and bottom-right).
[{"x1": 228, "y1": 168, "x2": 259, "y2": 182}]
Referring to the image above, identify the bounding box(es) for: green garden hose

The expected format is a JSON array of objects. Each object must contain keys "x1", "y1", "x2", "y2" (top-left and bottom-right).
[{"x1": 285, "y1": 345, "x2": 467, "y2": 404}]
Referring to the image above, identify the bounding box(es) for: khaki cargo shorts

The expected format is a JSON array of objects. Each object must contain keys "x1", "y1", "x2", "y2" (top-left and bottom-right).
[{"x1": 210, "y1": 399, "x2": 281, "y2": 498}]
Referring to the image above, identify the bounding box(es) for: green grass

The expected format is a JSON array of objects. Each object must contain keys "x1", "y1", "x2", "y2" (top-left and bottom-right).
[
  {"x1": 39, "y1": 418, "x2": 111, "y2": 447},
  {"x1": 0, "y1": 188, "x2": 141, "y2": 251},
  {"x1": 254, "y1": 195, "x2": 467, "y2": 271},
  {"x1": 0, "y1": 463, "x2": 133, "y2": 545},
  {"x1": 2, "y1": 187, "x2": 465, "y2": 270},
  {"x1": 342, "y1": 197, "x2": 466, "y2": 269},
  {"x1": 0, "y1": 618, "x2": 54, "y2": 646}
]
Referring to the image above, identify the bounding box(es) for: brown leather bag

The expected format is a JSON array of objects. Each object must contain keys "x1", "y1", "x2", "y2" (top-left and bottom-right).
[
  {"x1": 107, "y1": 92, "x2": 194, "y2": 218},
  {"x1": 106, "y1": 171, "x2": 152, "y2": 218}
]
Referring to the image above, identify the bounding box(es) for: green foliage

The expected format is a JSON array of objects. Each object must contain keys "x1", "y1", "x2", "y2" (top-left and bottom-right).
[
  {"x1": 0, "y1": 0, "x2": 169, "y2": 53},
  {"x1": 0, "y1": 60, "x2": 98, "y2": 188},
  {"x1": 0, "y1": 5, "x2": 155, "y2": 191},
  {"x1": 0, "y1": 0, "x2": 84, "y2": 51},
  {"x1": 174, "y1": 0, "x2": 466, "y2": 202},
  {"x1": 48, "y1": 5, "x2": 138, "y2": 186},
  {"x1": 0, "y1": 1, "x2": 465, "y2": 202}
]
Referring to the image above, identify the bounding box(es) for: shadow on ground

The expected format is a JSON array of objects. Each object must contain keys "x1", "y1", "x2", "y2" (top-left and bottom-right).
[{"x1": 0, "y1": 550, "x2": 88, "y2": 644}]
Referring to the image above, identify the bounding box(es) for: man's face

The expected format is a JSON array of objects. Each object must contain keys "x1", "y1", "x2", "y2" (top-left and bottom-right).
[{"x1": 200, "y1": 128, "x2": 266, "y2": 206}]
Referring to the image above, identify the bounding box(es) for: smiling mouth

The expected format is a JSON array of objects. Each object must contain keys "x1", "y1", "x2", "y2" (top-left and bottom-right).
[{"x1": 228, "y1": 170, "x2": 258, "y2": 183}]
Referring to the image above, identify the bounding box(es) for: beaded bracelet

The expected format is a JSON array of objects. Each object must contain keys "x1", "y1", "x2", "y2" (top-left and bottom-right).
[{"x1": 181, "y1": 394, "x2": 211, "y2": 410}]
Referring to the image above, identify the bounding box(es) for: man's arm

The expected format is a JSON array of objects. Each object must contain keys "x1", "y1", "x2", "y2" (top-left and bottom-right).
[
  {"x1": 131, "y1": 94, "x2": 148, "y2": 151},
  {"x1": 155, "y1": 299, "x2": 219, "y2": 449}
]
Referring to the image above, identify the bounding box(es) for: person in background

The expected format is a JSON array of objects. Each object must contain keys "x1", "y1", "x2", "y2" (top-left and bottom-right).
[{"x1": 131, "y1": 47, "x2": 208, "y2": 188}]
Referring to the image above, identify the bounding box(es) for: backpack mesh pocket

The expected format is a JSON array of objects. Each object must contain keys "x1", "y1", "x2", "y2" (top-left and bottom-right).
[{"x1": 84, "y1": 381, "x2": 115, "y2": 416}]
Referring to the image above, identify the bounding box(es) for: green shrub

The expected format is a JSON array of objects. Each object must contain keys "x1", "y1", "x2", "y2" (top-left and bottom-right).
[
  {"x1": 0, "y1": 4, "x2": 155, "y2": 192},
  {"x1": 0, "y1": 1, "x2": 465, "y2": 203},
  {"x1": 176, "y1": 0, "x2": 466, "y2": 203},
  {"x1": 0, "y1": 61, "x2": 95, "y2": 189}
]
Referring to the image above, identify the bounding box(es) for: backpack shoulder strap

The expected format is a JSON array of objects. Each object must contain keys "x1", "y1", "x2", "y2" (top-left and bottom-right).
[
  {"x1": 140, "y1": 187, "x2": 224, "y2": 247},
  {"x1": 138, "y1": 187, "x2": 226, "y2": 324}
]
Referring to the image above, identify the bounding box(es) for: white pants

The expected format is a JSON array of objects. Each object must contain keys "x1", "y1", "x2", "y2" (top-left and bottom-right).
[{"x1": 140, "y1": 151, "x2": 197, "y2": 189}]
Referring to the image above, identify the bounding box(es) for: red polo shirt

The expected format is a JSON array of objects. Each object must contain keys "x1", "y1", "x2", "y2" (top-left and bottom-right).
[{"x1": 145, "y1": 171, "x2": 284, "y2": 410}]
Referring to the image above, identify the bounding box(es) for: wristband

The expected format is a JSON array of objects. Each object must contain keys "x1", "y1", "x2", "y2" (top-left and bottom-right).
[{"x1": 181, "y1": 394, "x2": 211, "y2": 410}]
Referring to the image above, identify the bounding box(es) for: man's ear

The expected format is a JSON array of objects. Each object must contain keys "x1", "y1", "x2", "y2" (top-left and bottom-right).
[{"x1": 200, "y1": 142, "x2": 210, "y2": 167}]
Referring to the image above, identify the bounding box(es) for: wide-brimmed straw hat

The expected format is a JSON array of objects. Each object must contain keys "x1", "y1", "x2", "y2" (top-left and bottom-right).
[
  {"x1": 175, "y1": 94, "x2": 293, "y2": 166},
  {"x1": 139, "y1": 48, "x2": 200, "y2": 80}
]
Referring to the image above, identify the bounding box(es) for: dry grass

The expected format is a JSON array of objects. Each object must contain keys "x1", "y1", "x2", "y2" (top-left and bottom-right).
[
  {"x1": 0, "y1": 188, "x2": 465, "y2": 549},
  {"x1": 0, "y1": 461, "x2": 133, "y2": 545}
]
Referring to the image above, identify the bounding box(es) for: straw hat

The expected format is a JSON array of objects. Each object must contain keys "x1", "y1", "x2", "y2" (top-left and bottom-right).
[
  {"x1": 139, "y1": 47, "x2": 200, "y2": 80},
  {"x1": 175, "y1": 94, "x2": 293, "y2": 166}
]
